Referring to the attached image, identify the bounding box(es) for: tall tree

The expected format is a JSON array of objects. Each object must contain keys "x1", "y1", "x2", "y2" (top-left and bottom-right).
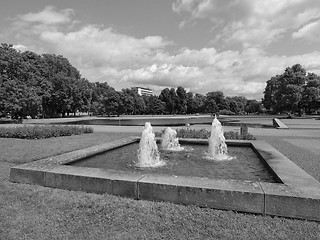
[
  {"x1": 262, "y1": 76, "x2": 280, "y2": 112},
  {"x1": 0, "y1": 44, "x2": 42, "y2": 118},
  {"x1": 176, "y1": 86, "x2": 187, "y2": 114},
  {"x1": 186, "y1": 92, "x2": 196, "y2": 114},
  {"x1": 301, "y1": 73, "x2": 320, "y2": 114},
  {"x1": 205, "y1": 91, "x2": 228, "y2": 112},
  {"x1": 143, "y1": 95, "x2": 165, "y2": 114},
  {"x1": 205, "y1": 99, "x2": 218, "y2": 114},
  {"x1": 263, "y1": 64, "x2": 308, "y2": 114},
  {"x1": 245, "y1": 100, "x2": 263, "y2": 114},
  {"x1": 159, "y1": 88, "x2": 175, "y2": 114},
  {"x1": 100, "y1": 88, "x2": 123, "y2": 116},
  {"x1": 206, "y1": 91, "x2": 228, "y2": 111},
  {"x1": 121, "y1": 88, "x2": 146, "y2": 114}
]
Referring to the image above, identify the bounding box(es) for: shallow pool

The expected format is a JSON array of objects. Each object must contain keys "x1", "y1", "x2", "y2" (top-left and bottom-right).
[{"x1": 68, "y1": 143, "x2": 278, "y2": 183}]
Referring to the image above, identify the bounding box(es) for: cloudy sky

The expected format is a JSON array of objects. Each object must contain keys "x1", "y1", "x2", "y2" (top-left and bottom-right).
[{"x1": 1, "y1": 0, "x2": 320, "y2": 99}]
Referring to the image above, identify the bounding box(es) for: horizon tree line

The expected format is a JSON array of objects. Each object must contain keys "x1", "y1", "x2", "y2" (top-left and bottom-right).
[{"x1": 4, "y1": 43, "x2": 318, "y2": 119}]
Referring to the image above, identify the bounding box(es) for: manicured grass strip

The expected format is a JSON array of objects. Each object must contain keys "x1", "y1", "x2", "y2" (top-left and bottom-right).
[
  {"x1": 0, "y1": 125, "x2": 93, "y2": 139},
  {"x1": 0, "y1": 132, "x2": 136, "y2": 164},
  {"x1": 0, "y1": 182, "x2": 319, "y2": 240}
]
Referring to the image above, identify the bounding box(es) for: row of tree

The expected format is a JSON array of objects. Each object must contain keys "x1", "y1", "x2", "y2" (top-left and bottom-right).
[
  {"x1": 0, "y1": 43, "x2": 93, "y2": 118},
  {"x1": 1, "y1": 43, "x2": 264, "y2": 118},
  {"x1": 83, "y1": 83, "x2": 263, "y2": 117},
  {"x1": 263, "y1": 64, "x2": 320, "y2": 115}
]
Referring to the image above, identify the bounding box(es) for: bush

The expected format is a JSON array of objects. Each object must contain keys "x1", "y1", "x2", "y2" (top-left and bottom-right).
[
  {"x1": 218, "y1": 109, "x2": 235, "y2": 115},
  {"x1": 156, "y1": 128, "x2": 256, "y2": 140},
  {"x1": 0, "y1": 125, "x2": 94, "y2": 139}
]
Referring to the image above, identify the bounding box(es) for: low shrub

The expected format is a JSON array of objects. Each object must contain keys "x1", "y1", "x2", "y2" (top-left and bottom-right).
[
  {"x1": 0, "y1": 124, "x2": 94, "y2": 139},
  {"x1": 176, "y1": 128, "x2": 210, "y2": 139},
  {"x1": 218, "y1": 109, "x2": 235, "y2": 115},
  {"x1": 156, "y1": 128, "x2": 256, "y2": 140}
]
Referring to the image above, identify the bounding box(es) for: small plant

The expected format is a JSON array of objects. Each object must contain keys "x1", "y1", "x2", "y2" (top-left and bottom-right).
[{"x1": 0, "y1": 124, "x2": 94, "y2": 139}]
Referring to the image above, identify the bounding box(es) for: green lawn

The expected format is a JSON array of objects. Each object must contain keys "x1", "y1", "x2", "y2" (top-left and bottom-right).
[{"x1": 1, "y1": 132, "x2": 320, "y2": 240}]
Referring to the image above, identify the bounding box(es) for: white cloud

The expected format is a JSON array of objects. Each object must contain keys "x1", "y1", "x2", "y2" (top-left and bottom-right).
[
  {"x1": 4, "y1": 5, "x2": 320, "y2": 99},
  {"x1": 17, "y1": 5, "x2": 74, "y2": 25},
  {"x1": 12, "y1": 44, "x2": 28, "y2": 52},
  {"x1": 292, "y1": 20, "x2": 320, "y2": 42},
  {"x1": 173, "y1": 0, "x2": 320, "y2": 47},
  {"x1": 7, "y1": 5, "x2": 77, "y2": 41},
  {"x1": 123, "y1": 63, "x2": 203, "y2": 88},
  {"x1": 39, "y1": 25, "x2": 172, "y2": 70}
]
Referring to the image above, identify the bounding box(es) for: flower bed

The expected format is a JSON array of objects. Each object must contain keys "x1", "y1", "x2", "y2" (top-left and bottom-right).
[{"x1": 0, "y1": 125, "x2": 93, "y2": 139}]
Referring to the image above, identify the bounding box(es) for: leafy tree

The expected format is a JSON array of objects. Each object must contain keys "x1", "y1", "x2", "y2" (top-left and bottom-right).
[
  {"x1": 228, "y1": 96, "x2": 247, "y2": 114},
  {"x1": 0, "y1": 44, "x2": 92, "y2": 118},
  {"x1": 121, "y1": 88, "x2": 146, "y2": 114},
  {"x1": 20, "y1": 51, "x2": 53, "y2": 118},
  {"x1": 205, "y1": 99, "x2": 218, "y2": 114},
  {"x1": 0, "y1": 44, "x2": 45, "y2": 118},
  {"x1": 120, "y1": 89, "x2": 135, "y2": 114},
  {"x1": 301, "y1": 73, "x2": 320, "y2": 114},
  {"x1": 194, "y1": 93, "x2": 206, "y2": 113},
  {"x1": 134, "y1": 96, "x2": 146, "y2": 115},
  {"x1": 186, "y1": 92, "x2": 196, "y2": 114},
  {"x1": 100, "y1": 88, "x2": 123, "y2": 116},
  {"x1": 0, "y1": 44, "x2": 23, "y2": 117},
  {"x1": 262, "y1": 76, "x2": 280, "y2": 112},
  {"x1": 69, "y1": 78, "x2": 93, "y2": 116},
  {"x1": 206, "y1": 91, "x2": 228, "y2": 111},
  {"x1": 225, "y1": 98, "x2": 239, "y2": 114},
  {"x1": 176, "y1": 86, "x2": 187, "y2": 114},
  {"x1": 169, "y1": 88, "x2": 178, "y2": 114},
  {"x1": 245, "y1": 100, "x2": 263, "y2": 114},
  {"x1": 143, "y1": 95, "x2": 165, "y2": 114},
  {"x1": 42, "y1": 54, "x2": 84, "y2": 117},
  {"x1": 275, "y1": 64, "x2": 306, "y2": 114},
  {"x1": 263, "y1": 64, "x2": 308, "y2": 114},
  {"x1": 159, "y1": 88, "x2": 175, "y2": 114}
]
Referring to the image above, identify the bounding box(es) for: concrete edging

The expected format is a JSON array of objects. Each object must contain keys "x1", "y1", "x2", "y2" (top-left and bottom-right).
[{"x1": 273, "y1": 118, "x2": 289, "y2": 129}]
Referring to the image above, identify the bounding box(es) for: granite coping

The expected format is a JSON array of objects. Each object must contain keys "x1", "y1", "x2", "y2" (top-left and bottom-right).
[{"x1": 10, "y1": 137, "x2": 320, "y2": 221}]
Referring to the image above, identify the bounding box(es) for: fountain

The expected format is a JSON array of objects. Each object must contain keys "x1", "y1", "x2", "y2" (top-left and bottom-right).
[
  {"x1": 161, "y1": 127, "x2": 184, "y2": 151},
  {"x1": 206, "y1": 115, "x2": 233, "y2": 161},
  {"x1": 10, "y1": 116, "x2": 320, "y2": 221},
  {"x1": 137, "y1": 118, "x2": 233, "y2": 165},
  {"x1": 136, "y1": 122, "x2": 166, "y2": 167}
]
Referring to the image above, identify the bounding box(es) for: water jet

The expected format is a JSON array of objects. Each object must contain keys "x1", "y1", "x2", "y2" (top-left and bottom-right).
[
  {"x1": 161, "y1": 127, "x2": 184, "y2": 151},
  {"x1": 136, "y1": 122, "x2": 165, "y2": 168}
]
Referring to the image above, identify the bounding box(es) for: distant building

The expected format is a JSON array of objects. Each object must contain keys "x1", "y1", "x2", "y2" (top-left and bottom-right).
[{"x1": 136, "y1": 87, "x2": 153, "y2": 96}]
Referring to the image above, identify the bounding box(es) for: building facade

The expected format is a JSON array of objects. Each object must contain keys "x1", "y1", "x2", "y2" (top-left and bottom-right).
[{"x1": 136, "y1": 87, "x2": 153, "y2": 96}]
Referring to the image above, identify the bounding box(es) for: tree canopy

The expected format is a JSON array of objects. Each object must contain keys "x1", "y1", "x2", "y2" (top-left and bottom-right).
[
  {"x1": 1, "y1": 43, "x2": 267, "y2": 118},
  {"x1": 263, "y1": 64, "x2": 320, "y2": 115}
]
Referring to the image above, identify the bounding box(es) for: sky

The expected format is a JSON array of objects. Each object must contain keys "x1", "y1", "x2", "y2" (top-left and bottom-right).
[{"x1": 1, "y1": 0, "x2": 320, "y2": 99}]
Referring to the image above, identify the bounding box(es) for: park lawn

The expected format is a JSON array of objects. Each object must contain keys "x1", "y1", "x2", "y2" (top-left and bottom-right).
[
  {"x1": 0, "y1": 132, "x2": 320, "y2": 239},
  {"x1": 0, "y1": 131, "x2": 136, "y2": 164}
]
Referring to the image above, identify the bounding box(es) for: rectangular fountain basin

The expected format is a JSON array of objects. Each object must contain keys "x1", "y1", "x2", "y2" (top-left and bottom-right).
[
  {"x1": 67, "y1": 142, "x2": 278, "y2": 183},
  {"x1": 10, "y1": 136, "x2": 320, "y2": 221}
]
